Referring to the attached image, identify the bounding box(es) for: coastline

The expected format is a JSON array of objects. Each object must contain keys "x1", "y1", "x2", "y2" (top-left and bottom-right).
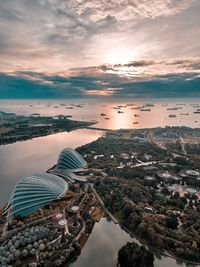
[{"x1": 0, "y1": 110, "x2": 96, "y2": 146}]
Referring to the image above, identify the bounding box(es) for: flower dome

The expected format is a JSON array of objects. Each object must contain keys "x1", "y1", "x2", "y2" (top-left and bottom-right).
[
  {"x1": 57, "y1": 148, "x2": 87, "y2": 171},
  {"x1": 6, "y1": 173, "x2": 68, "y2": 218}
]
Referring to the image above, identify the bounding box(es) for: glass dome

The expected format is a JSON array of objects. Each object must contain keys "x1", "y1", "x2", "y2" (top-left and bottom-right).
[
  {"x1": 57, "y1": 148, "x2": 87, "y2": 171},
  {"x1": 6, "y1": 173, "x2": 68, "y2": 218}
]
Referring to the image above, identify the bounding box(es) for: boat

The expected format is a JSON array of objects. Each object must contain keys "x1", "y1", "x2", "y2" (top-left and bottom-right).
[
  {"x1": 31, "y1": 113, "x2": 40, "y2": 116},
  {"x1": 105, "y1": 117, "x2": 110, "y2": 120},
  {"x1": 140, "y1": 108, "x2": 151, "y2": 111},
  {"x1": 118, "y1": 110, "x2": 124, "y2": 114},
  {"x1": 169, "y1": 114, "x2": 177, "y2": 118},
  {"x1": 167, "y1": 107, "x2": 179, "y2": 111},
  {"x1": 133, "y1": 122, "x2": 139, "y2": 124},
  {"x1": 145, "y1": 103, "x2": 154, "y2": 107},
  {"x1": 180, "y1": 113, "x2": 189, "y2": 116},
  {"x1": 117, "y1": 105, "x2": 126, "y2": 108},
  {"x1": 131, "y1": 106, "x2": 142, "y2": 110},
  {"x1": 100, "y1": 113, "x2": 106, "y2": 116},
  {"x1": 134, "y1": 114, "x2": 140, "y2": 117}
]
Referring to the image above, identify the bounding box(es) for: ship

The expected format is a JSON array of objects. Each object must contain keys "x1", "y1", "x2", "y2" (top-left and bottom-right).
[
  {"x1": 140, "y1": 108, "x2": 151, "y2": 111},
  {"x1": 167, "y1": 107, "x2": 179, "y2": 111},
  {"x1": 169, "y1": 114, "x2": 177, "y2": 118},
  {"x1": 144, "y1": 103, "x2": 154, "y2": 107}
]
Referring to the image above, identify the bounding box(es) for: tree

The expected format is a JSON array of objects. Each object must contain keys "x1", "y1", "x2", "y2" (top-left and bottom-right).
[
  {"x1": 118, "y1": 241, "x2": 154, "y2": 267},
  {"x1": 137, "y1": 222, "x2": 148, "y2": 236},
  {"x1": 121, "y1": 204, "x2": 134, "y2": 220},
  {"x1": 165, "y1": 216, "x2": 179, "y2": 229}
]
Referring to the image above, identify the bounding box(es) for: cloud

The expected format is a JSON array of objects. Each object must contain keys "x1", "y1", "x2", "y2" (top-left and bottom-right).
[
  {"x1": 68, "y1": 0, "x2": 193, "y2": 21},
  {"x1": 0, "y1": 0, "x2": 198, "y2": 73},
  {"x1": 71, "y1": 58, "x2": 200, "y2": 79},
  {"x1": 1, "y1": 57, "x2": 200, "y2": 98}
]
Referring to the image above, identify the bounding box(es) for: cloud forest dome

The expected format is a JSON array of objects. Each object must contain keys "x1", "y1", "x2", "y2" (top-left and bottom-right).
[
  {"x1": 57, "y1": 148, "x2": 87, "y2": 171},
  {"x1": 6, "y1": 173, "x2": 68, "y2": 218}
]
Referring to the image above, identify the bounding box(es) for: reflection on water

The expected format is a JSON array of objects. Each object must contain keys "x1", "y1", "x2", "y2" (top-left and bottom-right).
[
  {"x1": 72, "y1": 218, "x2": 188, "y2": 267},
  {"x1": 71, "y1": 218, "x2": 132, "y2": 267},
  {"x1": 0, "y1": 98, "x2": 200, "y2": 129},
  {"x1": 0, "y1": 129, "x2": 104, "y2": 207}
]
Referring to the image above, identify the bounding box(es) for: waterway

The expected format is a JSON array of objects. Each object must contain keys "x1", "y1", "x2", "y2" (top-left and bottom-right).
[{"x1": 72, "y1": 218, "x2": 190, "y2": 267}]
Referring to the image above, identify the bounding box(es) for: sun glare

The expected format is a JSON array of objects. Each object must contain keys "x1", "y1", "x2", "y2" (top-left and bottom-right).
[{"x1": 105, "y1": 48, "x2": 136, "y2": 64}]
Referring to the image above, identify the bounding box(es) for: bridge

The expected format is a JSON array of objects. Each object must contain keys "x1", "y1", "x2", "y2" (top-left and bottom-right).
[{"x1": 84, "y1": 126, "x2": 113, "y2": 132}]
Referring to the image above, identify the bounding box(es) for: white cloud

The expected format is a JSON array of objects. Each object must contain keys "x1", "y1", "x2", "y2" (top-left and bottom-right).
[
  {"x1": 0, "y1": 0, "x2": 198, "y2": 72},
  {"x1": 68, "y1": 0, "x2": 194, "y2": 21}
]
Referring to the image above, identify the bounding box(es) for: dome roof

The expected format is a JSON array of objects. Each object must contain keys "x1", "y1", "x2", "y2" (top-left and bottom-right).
[
  {"x1": 57, "y1": 148, "x2": 87, "y2": 171},
  {"x1": 7, "y1": 173, "x2": 68, "y2": 218}
]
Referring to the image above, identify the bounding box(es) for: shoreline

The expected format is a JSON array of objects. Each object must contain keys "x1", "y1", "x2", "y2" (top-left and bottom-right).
[
  {"x1": 0, "y1": 110, "x2": 97, "y2": 146},
  {"x1": 117, "y1": 216, "x2": 200, "y2": 266},
  {"x1": 0, "y1": 123, "x2": 94, "y2": 146}
]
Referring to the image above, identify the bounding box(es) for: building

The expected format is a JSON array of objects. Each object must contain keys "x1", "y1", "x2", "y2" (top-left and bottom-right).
[
  {"x1": 49, "y1": 168, "x2": 87, "y2": 183},
  {"x1": 4, "y1": 173, "x2": 68, "y2": 218},
  {"x1": 186, "y1": 187, "x2": 197, "y2": 195},
  {"x1": 57, "y1": 148, "x2": 87, "y2": 171},
  {"x1": 4, "y1": 148, "x2": 88, "y2": 219},
  {"x1": 179, "y1": 169, "x2": 200, "y2": 179}
]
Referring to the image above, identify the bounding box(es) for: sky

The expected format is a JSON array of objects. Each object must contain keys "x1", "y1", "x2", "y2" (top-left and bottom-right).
[{"x1": 0, "y1": 0, "x2": 200, "y2": 98}]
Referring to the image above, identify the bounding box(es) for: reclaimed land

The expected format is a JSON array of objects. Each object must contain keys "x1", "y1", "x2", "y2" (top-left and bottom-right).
[
  {"x1": 77, "y1": 127, "x2": 200, "y2": 265},
  {"x1": 0, "y1": 111, "x2": 95, "y2": 145}
]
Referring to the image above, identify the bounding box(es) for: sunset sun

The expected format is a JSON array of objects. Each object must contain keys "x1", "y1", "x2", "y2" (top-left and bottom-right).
[{"x1": 105, "y1": 48, "x2": 136, "y2": 64}]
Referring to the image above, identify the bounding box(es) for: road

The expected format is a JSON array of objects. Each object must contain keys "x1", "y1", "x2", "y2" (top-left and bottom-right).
[
  {"x1": 89, "y1": 183, "x2": 118, "y2": 224},
  {"x1": 180, "y1": 135, "x2": 187, "y2": 155}
]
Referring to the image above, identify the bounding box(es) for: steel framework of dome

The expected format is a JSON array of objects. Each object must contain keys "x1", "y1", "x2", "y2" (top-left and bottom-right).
[
  {"x1": 57, "y1": 148, "x2": 87, "y2": 171},
  {"x1": 5, "y1": 173, "x2": 68, "y2": 218}
]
